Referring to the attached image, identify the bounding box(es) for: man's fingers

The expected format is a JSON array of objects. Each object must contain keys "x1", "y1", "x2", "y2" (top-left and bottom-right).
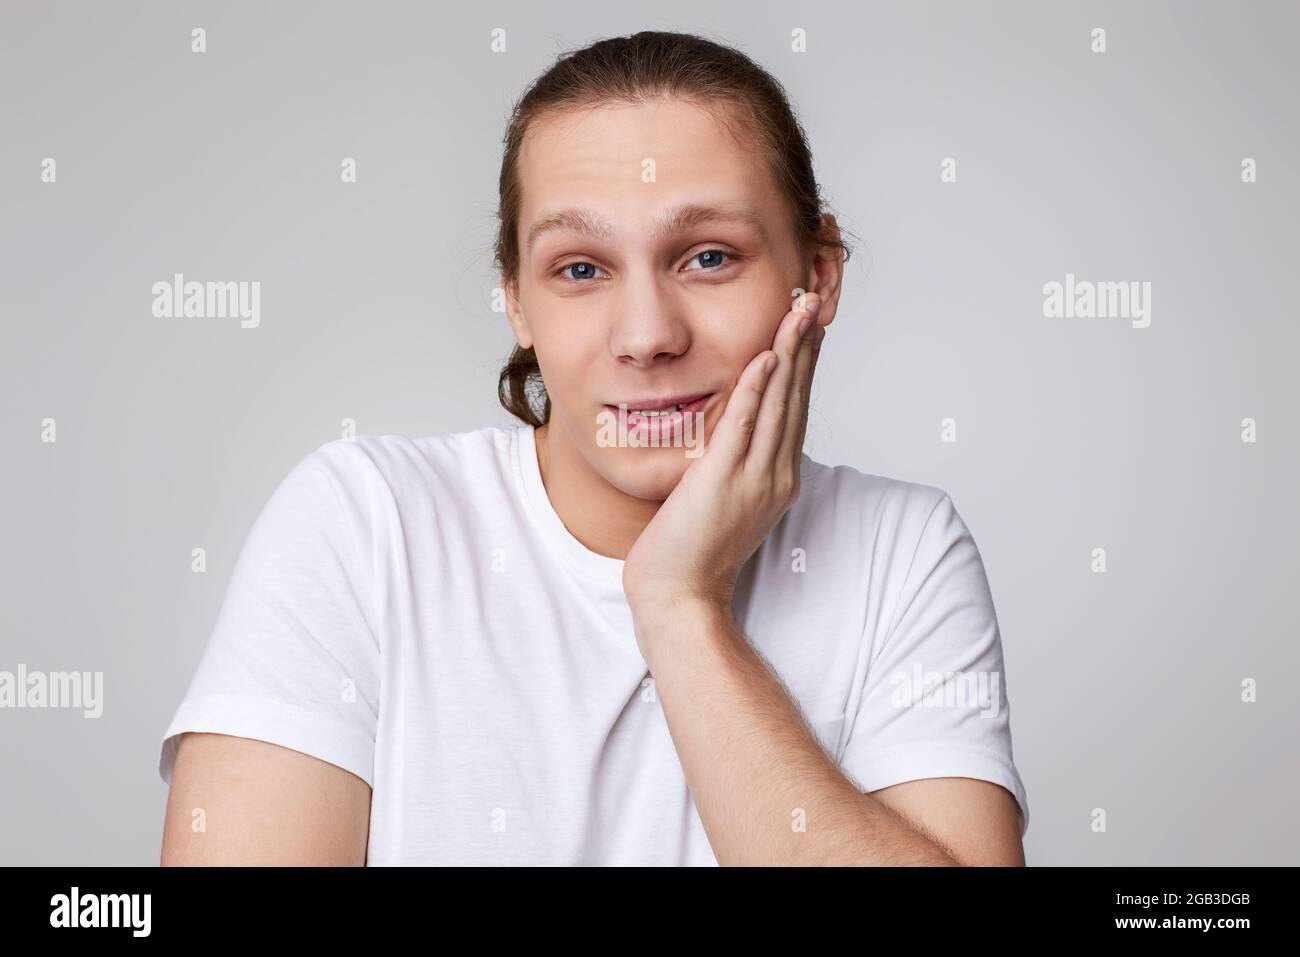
[
  {"x1": 746, "y1": 295, "x2": 820, "y2": 475},
  {"x1": 707, "y1": 349, "x2": 778, "y2": 466},
  {"x1": 776, "y1": 313, "x2": 824, "y2": 473}
]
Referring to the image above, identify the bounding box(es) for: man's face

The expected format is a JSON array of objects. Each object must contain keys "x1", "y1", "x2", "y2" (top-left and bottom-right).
[{"x1": 507, "y1": 97, "x2": 810, "y2": 500}]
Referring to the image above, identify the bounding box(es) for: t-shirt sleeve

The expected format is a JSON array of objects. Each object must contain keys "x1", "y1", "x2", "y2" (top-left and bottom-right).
[
  {"x1": 157, "y1": 442, "x2": 383, "y2": 789},
  {"x1": 837, "y1": 491, "x2": 1030, "y2": 837}
]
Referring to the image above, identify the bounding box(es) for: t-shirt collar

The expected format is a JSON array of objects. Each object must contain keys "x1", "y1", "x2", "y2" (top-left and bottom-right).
[{"x1": 513, "y1": 424, "x2": 628, "y2": 592}]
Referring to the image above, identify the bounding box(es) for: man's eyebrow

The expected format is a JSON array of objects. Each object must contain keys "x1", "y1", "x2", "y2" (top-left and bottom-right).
[
  {"x1": 526, "y1": 203, "x2": 765, "y2": 254},
  {"x1": 526, "y1": 208, "x2": 614, "y2": 253}
]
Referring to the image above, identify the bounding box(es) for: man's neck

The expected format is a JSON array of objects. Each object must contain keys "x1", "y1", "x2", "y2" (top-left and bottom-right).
[{"x1": 533, "y1": 423, "x2": 660, "y2": 561}]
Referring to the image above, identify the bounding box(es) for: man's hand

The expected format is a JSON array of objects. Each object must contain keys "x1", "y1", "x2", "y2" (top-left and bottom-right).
[{"x1": 621, "y1": 291, "x2": 827, "y2": 652}]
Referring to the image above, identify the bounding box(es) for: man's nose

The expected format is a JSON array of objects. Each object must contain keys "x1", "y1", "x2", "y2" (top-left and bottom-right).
[{"x1": 606, "y1": 272, "x2": 691, "y2": 366}]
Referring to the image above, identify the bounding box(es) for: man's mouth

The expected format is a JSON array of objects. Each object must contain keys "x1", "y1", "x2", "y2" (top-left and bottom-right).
[
  {"x1": 606, "y1": 393, "x2": 713, "y2": 418},
  {"x1": 601, "y1": 393, "x2": 715, "y2": 445}
]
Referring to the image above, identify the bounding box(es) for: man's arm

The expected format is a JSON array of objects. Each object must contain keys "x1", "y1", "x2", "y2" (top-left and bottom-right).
[
  {"x1": 871, "y1": 777, "x2": 1024, "y2": 866},
  {"x1": 160, "y1": 732, "x2": 371, "y2": 866},
  {"x1": 637, "y1": 599, "x2": 1025, "y2": 866}
]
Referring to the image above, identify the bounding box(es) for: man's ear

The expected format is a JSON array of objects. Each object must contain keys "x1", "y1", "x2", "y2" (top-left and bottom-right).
[
  {"x1": 503, "y1": 278, "x2": 534, "y2": 350},
  {"x1": 804, "y1": 213, "x2": 845, "y2": 328}
]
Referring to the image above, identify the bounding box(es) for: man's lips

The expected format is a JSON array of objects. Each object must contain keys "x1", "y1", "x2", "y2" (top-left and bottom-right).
[
  {"x1": 604, "y1": 392, "x2": 713, "y2": 415},
  {"x1": 601, "y1": 392, "x2": 714, "y2": 444}
]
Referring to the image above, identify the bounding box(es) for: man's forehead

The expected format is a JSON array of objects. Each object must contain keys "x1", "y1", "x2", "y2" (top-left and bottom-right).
[
  {"x1": 516, "y1": 102, "x2": 776, "y2": 251},
  {"x1": 519, "y1": 100, "x2": 748, "y2": 173}
]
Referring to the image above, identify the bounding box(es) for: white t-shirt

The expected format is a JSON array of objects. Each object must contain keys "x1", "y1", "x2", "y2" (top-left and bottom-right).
[{"x1": 158, "y1": 424, "x2": 1029, "y2": 865}]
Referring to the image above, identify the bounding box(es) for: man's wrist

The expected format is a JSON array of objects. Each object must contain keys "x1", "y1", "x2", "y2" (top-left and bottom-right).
[{"x1": 628, "y1": 592, "x2": 738, "y2": 661}]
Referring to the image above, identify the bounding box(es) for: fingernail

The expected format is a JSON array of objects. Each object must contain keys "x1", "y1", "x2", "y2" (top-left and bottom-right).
[
  {"x1": 764, "y1": 354, "x2": 777, "y2": 374},
  {"x1": 797, "y1": 315, "x2": 812, "y2": 336}
]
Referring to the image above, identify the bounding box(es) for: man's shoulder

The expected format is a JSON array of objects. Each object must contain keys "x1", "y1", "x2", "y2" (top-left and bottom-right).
[
  {"x1": 798, "y1": 454, "x2": 951, "y2": 537},
  {"x1": 302, "y1": 424, "x2": 523, "y2": 501}
]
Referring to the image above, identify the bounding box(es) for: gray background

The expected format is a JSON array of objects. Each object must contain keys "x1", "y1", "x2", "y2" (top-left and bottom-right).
[{"x1": 2, "y1": 0, "x2": 1296, "y2": 865}]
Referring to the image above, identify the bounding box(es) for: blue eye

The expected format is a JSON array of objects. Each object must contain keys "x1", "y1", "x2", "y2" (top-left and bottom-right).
[
  {"x1": 561, "y1": 262, "x2": 605, "y2": 282},
  {"x1": 555, "y1": 249, "x2": 736, "y2": 283},
  {"x1": 686, "y1": 249, "x2": 731, "y2": 271}
]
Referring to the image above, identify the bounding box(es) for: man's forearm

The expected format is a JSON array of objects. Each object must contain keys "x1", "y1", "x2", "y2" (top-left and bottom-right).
[{"x1": 633, "y1": 599, "x2": 960, "y2": 866}]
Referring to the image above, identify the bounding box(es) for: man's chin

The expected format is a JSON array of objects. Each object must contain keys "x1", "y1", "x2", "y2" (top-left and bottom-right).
[{"x1": 599, "y1": 446, "x2": 696, "y2": 501}]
